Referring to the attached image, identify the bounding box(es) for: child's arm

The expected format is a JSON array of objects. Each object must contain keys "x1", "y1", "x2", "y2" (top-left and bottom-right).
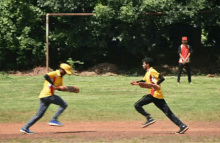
[
  {"x1": 139, "y1": 82, "x2": 161, "y2": 90},
  {"x1": 56, "y1": 86, "x2": 79, "y2": 93},
  {"x1": 130, "y1": 80, "x2": 145, "y2": 85}
]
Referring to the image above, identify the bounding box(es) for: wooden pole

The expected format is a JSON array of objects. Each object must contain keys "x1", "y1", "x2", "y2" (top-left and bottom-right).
[{"x1": 46, "y1": 14, "x2": 49, "y2": 73}]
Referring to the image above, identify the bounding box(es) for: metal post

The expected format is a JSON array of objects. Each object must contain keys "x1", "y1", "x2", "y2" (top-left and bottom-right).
[{"x1": 46, "y1": 13, "x2": 49, "y2": 73}]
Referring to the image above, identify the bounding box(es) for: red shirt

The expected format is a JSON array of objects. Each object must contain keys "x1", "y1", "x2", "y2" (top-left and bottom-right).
[
  {"x1": 178, "y1": 44, "x2": 193, "y2": 63},
  {"x1": 181, "y1": 44, "x2": 189, "y2": 59}
]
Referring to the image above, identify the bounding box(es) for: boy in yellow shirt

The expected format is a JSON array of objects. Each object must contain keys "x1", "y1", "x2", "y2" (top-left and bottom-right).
[
  {"x1": 131, "y1": 58, "x2": 188, "y2": 134},
  {"x1": 20, "y1": 63, "x2": 74, "y2": 134}
]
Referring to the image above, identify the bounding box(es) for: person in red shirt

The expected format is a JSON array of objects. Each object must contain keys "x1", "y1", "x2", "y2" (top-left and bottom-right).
[{"x1": 177, "y1": 37, "x2": 193, "y2": 84}]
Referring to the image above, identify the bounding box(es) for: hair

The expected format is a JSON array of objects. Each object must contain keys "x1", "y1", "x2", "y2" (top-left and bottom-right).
[{"x1": 142, "y1": 57, "x2": 154, "y2": 67}]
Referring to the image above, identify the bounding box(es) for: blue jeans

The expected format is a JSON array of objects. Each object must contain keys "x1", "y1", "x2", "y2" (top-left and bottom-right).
[{"x1": 23, "y1": 95, "x2": 68, "y2": 129}]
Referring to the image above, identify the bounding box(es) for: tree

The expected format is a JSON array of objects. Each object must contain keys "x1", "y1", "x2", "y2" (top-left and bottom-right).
[
  {"x1": 0, "y1": 0, "x2": 219, "y2": 70},
  {"x1": 0, "y1": 0, "x2": 45, "y2": 70}
]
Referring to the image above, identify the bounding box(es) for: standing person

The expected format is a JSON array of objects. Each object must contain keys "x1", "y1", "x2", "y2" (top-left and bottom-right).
[
  {"x1": 130, "y1": 57, "x2": 189, "y2": 134},
  {"x1": 177, "y1": 37, "x2": 193, "y2": 84},
  {"x1": 20, "y1": 63, "x2": 73, "y2": 134}
]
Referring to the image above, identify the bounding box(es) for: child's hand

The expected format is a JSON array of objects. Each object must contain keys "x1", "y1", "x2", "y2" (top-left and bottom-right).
[
  {"x1": 152, "y1": 84, "x2": 161, "y2": 90},
  {"x1": 130, "y1": 81, "x2": 139, "y2": 85}
]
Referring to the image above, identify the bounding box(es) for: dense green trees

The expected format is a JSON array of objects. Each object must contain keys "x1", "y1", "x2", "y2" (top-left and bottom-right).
[
  {"x1": 0, "y1": 0, "x2": 219, "y2": 70},
  {"x1": 0, "y1": 0, "x2": 45, "y2": 69}
]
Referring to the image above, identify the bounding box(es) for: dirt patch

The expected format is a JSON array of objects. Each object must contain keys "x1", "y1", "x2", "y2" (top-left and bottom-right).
[
  {"x1": 0, "y1": 121, "x2": 219, "y2": 142},
  {"x1": 88, "y1": 63, "x2": 118, "y2": 74},
  {"x1": 10, "y1": 63, "x2": 119, "y2": 76},
  {"x1": 14, "y1": 67, "x2": 53, "y2": 76},
  {"x1": 5, "y1": 63, "x2": 220, "y2": 77},
  {"x1": 74, "y1": 63, "x2": 119, "y2": 76},
  {"x1": 76, "y1": 71, "x2": 118, "y2": 76}
]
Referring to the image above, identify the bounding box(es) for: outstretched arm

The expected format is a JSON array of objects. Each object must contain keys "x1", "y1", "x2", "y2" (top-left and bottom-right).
[
  {"x1": 56, "y1": 86, "x2": 79, "y2": 93},
  {"x1": 137, "y1": 80, "x2": 145, "y2": 83},
  {"x1": 130, "y1": 80, "x2": 145, "y2": 85}
]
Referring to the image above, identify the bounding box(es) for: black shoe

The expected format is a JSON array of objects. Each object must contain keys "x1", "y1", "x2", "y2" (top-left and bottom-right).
[
  {"x1": 176, "y1": 124, "x2": 189, "y2": 134},
  {"x1": 141, "y1": 118, "x2": 155, "y2": 128}
]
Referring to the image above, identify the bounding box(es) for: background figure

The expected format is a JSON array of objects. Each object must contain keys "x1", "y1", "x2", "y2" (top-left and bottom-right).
[{"x1": 177, "y1": 37, "x2": 193, "y2": 84}]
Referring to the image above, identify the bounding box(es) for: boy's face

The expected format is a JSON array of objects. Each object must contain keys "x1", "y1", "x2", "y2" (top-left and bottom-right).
[
  {"x1": 142, "y1": 62, "x2": 148, "y2": 70},
  {"x1": 182, "y1": 40, "x2": 187, "y2": 44},
  {"x1": 59, "y1": 68, "x2": 67, "y2": 77}
]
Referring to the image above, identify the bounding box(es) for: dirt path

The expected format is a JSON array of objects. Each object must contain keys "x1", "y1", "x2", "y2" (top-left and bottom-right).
[{"x1": 0, "y1": 121, "x2": 220, "y2": 141}]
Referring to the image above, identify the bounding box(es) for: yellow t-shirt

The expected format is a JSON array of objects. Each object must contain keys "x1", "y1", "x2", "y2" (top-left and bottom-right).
[
  {"x1": 38, "y1": 70, "x2": 63, "y2": 98},
  {"x1": 143, "y1": 67, "x2": 164, "y2": 99}
]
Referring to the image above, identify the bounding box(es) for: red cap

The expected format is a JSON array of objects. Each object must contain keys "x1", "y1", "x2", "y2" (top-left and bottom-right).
[{"x1": 182, "y1": 37, "x2": 187, "y2": 40}]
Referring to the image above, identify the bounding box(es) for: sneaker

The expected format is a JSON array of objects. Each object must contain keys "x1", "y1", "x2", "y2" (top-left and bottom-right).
[
  {"x1": 176, "y1": 124, "x2": 189, "y2": 134},
  {"x1": 177, "y1": 82, "x2": 180, "y2": 85},
  {"x1": 20, "y1": 128, "x2": 34, "y2": 134},
  {"x1": 141, "y1": 118, "x2": 155, "y2": 128},
  {"x1": 48, "y1": 120, "x2": 63, "y2": 126}
]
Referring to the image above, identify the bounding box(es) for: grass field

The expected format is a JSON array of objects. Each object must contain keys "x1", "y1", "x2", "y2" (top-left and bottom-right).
[
  {"x1": 0, "y1": 74, "x2": 220, "y2": 143},
  {"x1": 0, "y1": 75, "x2": 219, "y2": 123}
]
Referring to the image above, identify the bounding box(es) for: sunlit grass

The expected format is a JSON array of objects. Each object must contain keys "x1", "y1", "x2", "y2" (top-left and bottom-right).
[{"x1": 0, "y1": 75, "x2": 219, "y2": 123}]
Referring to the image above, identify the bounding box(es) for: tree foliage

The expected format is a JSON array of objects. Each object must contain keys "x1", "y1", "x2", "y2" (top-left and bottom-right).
[
  {"x1": 0, "y1": 0, "x2": 45, "y2": 69},
  {"x1": 0, "y1": 0, "x2": 219, "y2": 70}
]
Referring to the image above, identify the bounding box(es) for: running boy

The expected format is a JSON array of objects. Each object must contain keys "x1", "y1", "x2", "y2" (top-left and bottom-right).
[
  {"x1": 130, "y1": 57, "x2": 188, "y2": 134},
  {"x1": 20, "y1": 63, "x2": 74, "y2": 134}
]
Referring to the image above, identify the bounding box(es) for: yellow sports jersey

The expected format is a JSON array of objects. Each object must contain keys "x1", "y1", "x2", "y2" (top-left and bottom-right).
[
  {"x1": 38, "y1": 70, "x2": 63, "y2": 98},
  {"x1": 143, "y1": 67, "x2": 164, "y2": 99}
]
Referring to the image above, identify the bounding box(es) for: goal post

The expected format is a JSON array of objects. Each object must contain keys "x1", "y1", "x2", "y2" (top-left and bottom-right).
[
  {"x1": 45, "y1": 12, "x2": 168, "y2": 72},
  {"x1": 45, "y1": 11, "x2": 214, "y2": 72},
  {"x1": 46, "y1": 13, "x2": 94, "y2": 72}
]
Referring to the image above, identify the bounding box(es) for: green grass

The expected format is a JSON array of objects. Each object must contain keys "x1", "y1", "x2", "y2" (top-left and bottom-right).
[{"x1": 0, "y1": 75, "x2": 220, "y2": 123}]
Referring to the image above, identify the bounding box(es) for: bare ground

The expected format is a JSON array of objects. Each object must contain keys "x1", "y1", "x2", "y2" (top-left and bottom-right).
[
  {"x1": 11, "y1": 63, "x2": 219, "y2": 77},
  {"x1": 0, "y1": 121, "x2": 220, "y2": 142}
]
